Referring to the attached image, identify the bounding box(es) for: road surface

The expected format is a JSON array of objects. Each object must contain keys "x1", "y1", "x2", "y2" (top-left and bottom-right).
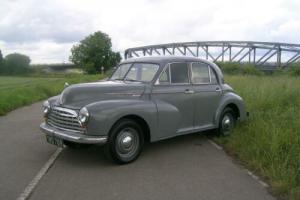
[{"x1": 0, "y1": 102, "x2": 275, "y2": 200}]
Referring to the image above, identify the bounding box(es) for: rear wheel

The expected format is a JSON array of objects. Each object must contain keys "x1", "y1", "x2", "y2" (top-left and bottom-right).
[
  {"x1": 106, "y1": 119, "x2": 144, "y2": 164},
  {"x1": 218, "y1": 107, "x2": 237, "y2": 136}
]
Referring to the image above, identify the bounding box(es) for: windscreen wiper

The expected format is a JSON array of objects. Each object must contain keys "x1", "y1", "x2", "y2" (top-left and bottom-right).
[{"x1": 124, "y1": 78, "x2": 142, "y2": 82}]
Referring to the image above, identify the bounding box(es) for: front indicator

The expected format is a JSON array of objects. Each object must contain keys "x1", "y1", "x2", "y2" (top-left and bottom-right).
[{"x1": 78, "y1": 107, "x2": 89, "y2": 127}]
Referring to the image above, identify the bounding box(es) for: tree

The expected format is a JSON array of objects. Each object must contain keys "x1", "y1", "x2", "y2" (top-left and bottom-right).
[
  {"x1": 70, "y1": 31, "x2": 121, "y2": 74},
  {"x1": 4, "y1": 53, "x2": 31, "y2": 74},
  {"x1": 0, "y1": 50, "x2": 3, "y2": 73}
]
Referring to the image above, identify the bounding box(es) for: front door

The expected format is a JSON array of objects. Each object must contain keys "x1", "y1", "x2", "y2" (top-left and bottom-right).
[{"x1": 151, "y1": 62, "x2": 194, "y2": 139}]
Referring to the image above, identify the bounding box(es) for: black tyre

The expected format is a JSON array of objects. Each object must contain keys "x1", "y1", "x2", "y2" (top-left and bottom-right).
[
  {"x1": 106, "y1": 119, "x2": 144, "y2": 164},
  {"x1": 63, "y1": 141, "x2": 92, "y2": 149},
  {"x1": 218, "y1": 107, "x2": 237, "y2": 136}
]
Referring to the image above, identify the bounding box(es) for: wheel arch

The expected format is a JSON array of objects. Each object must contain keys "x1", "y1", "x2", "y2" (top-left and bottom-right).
[
  {"x1": 225, "y1": 103, "x2": 240, "y2": 119},
  {"x1": 110, "y1": 114, "x2": 151, "y2": 143},
  {"x1": 215, "y1": 92, "x2": 246, "y2": 126}
]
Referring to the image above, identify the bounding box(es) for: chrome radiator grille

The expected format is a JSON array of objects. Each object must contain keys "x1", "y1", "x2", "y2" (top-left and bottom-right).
[{"x1": 47, "y1": 107, "x2": 85, "y2": 133}]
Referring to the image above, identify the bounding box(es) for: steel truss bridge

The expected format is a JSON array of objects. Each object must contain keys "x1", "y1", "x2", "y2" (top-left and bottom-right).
[{"x1": 124, "y1": 41, "x2": 300, "y2": 68}]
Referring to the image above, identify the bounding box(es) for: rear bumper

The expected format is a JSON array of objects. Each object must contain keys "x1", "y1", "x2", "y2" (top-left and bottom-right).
[{"x1": 40, "y1": 122, "x2": 108, "y2": 144}]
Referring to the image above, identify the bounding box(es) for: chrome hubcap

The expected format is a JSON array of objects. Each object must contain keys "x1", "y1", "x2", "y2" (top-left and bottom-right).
[
  {"x1": 121, "y1": 135, "x2": 133, "y2": 149},
  {"x1": 222, "y1": 114, "x2": 233, "y2": 135},
  {"x1": 116, "y1": 128, "x2": 139, "y2": 157}
]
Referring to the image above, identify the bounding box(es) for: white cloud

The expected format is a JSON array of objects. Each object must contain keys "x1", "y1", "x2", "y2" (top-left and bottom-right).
[{"x1": 0, "y1": 0, "x2": 299, "y2": 63}]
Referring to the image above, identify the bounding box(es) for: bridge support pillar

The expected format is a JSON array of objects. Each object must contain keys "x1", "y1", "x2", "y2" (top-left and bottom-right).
[
  {"x1": 229, "y1": 46, "x2": 232, "y2": 62},
  {"x1": 277, "y1": 49, "x2": 281, "y2": 68}
]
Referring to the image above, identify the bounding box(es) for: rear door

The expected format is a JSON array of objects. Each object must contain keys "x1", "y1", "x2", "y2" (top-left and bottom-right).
[
  {"x1": 151, "y1": 62, "x2": 194, "y2": 139},
  {"x1": 191, "y1": 62, "x2": 222, "y2": 128}
]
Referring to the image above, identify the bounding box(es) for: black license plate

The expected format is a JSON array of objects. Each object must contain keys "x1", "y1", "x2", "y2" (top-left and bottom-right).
[{"x1": 46, "y1": 135, "x2": 64, "y2": 147}]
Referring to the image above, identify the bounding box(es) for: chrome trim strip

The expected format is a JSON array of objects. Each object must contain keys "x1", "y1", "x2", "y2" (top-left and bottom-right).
[
  {"x1": 40, "y1": 123, "x2": 107, "y2": 144},
  {"x1": 106, "y1": 92, "x2": 142, "y2": 95}
]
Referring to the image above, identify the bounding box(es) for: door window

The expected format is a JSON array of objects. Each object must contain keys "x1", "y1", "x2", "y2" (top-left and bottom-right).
[
  {"x1": 210, "y1": 68, "x2": 218, "y2": 84},
  {"x1": 170, "y1": 63, "x2": 189, "y2": 84},
  {"x1": 191, "y1": 63, "x2": 210, "y2": 84},
  {"x1": 191, "y1": 63, "x2": 218, "y2": 84}
]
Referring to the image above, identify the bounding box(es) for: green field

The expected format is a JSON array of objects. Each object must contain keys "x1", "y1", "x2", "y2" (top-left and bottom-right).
[
  {"x1": 0, "y1": 74, "x2": 101, "y2": 115},
  {"x1": 218, "y1": 75, "x2": 300, "y2": 199}
]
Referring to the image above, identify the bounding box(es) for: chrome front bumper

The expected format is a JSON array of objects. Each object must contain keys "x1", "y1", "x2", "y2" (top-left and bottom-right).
[{"x1": 40, "y1": 122, "x2": 108, "y2": 144}]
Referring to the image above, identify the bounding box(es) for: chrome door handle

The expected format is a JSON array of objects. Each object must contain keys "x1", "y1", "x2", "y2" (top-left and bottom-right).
[
  {"x1": 184, "y1": 89, "x2": 194, "y2": 94},
  {"x1": 215, "y1": 87, "x2": 222, "y2": 92}
]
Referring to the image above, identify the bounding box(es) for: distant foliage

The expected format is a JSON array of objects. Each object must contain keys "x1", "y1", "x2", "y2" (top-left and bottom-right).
[
  {"x1": 31, "y1": 63, "x2": 82, "y2": 74},
  {"x1": 0, "y1": 53, "x2": 31, "y2": 75},
  {"x1": 0, "y1": 50, "x2": 3, "y2": 64},
  {"x1": 70, "y1": 31, "x2": 121, "y2": 74},
  {"x1": 287, "y1": 63, "x2": 300, "y2": 76},
  {"x1": 217, "y1": 62, "x2": 262, "y2": 76},
  {"x1": 0, "y1": 50, "x2": 3, "y2": 72}
]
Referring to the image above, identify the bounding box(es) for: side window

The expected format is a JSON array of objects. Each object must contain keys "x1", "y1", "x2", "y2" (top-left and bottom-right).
[
  {"x1": 170, "y1": 63, "x2": 189, "y2": 84},
  {"x1": 210, "y1": 68, "x2": 218, "y2": 84},
  {"x1": 159, "y1": 66, "x2": 170, "y2": 84},
  {"x1": 191, "y1": 63, "x2": 219, "y2": 84},
  {"x1": 191, "y1": 63, "x2": 210, "y2": 84}
]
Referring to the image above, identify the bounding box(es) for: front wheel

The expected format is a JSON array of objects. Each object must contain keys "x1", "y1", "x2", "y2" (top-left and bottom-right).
[
  {"x1": 106, "y1": 119, "x2": 144, "y2": 164},
  {"x1": 218, "y1": 107, "x2": 237, "y2": 136}
]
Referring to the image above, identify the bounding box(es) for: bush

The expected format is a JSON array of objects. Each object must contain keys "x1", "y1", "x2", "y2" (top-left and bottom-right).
[
  {"x1": 217, "y1": 62, "x2": 262, "y2": 76},
  {"x1": 216, "y1": 62, "x2": 240, "y2": 75},
  {"x1": 240, "y1": 64, "x2": 263, "y2": 76},
  {"x1": 287, "y1": 63, "x2": 300, "y2": 76}
]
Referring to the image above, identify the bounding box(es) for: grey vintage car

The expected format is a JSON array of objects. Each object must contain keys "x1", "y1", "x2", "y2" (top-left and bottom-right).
[{"x1": 40, "y1": 56, "x2": 247, "y2": 164}]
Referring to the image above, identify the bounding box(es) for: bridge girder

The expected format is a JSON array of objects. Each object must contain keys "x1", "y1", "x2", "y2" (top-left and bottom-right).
[{"x1": 124, "y1": 41, "x2": 300, "y2": 68}]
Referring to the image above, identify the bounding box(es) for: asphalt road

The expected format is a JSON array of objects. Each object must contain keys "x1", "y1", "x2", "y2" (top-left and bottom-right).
[{"x1": 0, "y1": 102, "x2": 275, "y2": 200}]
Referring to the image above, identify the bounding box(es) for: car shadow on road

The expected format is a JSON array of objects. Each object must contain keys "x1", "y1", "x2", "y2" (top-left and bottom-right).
[{"x1": 57, "y1": 131, "x2": 216, "y2": 167}]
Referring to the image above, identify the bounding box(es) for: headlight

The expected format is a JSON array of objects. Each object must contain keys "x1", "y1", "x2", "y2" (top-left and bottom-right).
[
  {"x1": 78, "y1": 107, "x2": 89, "y2": 127},
  {"x1": 42, "y1": 100, "x2": 51, "y2": 117}
]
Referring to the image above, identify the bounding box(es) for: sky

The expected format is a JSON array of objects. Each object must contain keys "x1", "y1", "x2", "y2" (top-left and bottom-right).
[{"x1": 0, "y1": 0, "x2": 299, "y2": 63}]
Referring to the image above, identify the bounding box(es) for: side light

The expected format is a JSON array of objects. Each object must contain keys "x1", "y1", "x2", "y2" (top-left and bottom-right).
[{"x1": 42, "y1": 100, "x2": 51, "y2": 117}]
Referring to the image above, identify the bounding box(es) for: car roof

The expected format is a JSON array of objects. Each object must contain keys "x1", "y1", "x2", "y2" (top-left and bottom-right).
[{"x1": 121, "y1": 56, "x2": 209, "y2": 65}]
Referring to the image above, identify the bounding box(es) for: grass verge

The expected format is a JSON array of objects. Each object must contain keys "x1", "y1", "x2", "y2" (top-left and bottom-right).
[
  {"x1": 215, "y1": 75, "x2": 300, "y2": 199},
  {"x1": 0, "y1": 74, "x2": 101, "y2": 116}
]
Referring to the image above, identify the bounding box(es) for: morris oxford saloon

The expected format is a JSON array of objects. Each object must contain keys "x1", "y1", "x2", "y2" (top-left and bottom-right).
[{"x1": 40, "y1": 56, "x2": 247, "y2": 164}]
